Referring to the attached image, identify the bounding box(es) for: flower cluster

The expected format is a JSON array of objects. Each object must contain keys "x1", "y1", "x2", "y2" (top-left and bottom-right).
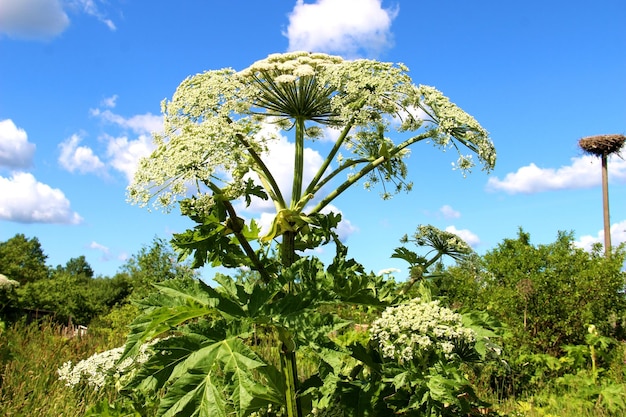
[
  {"x1": 0, "y1": 274, "x2": 19, "y2": 289},
  {"x1": 57, "y1": 340, "x2": 156, "y2": 390},
  {"x1": 128, "y1": 51, "x2": 495, "y2": 213},
  {"x1": 413, "y1": 224, "x2": 472, "y2": 257},
  {"x1": 417, "y1": 85, "x2": 495, "y2": 174},
  {"x1": 370, "y1": 298, "x2": 476, "y2": 363}
]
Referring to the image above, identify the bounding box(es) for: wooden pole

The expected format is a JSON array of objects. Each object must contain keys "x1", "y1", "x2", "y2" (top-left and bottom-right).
[{"x1": 601, "y1": 153, "x2": 611, "y2": 257}]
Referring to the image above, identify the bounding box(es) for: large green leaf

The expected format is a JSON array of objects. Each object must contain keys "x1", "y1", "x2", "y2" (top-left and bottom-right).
[
  {"x1": 120, "y1": 279, "x2": 217, "y2": 362},
  {"x1": 122, "y1": 333, "x2": 209, "y2": 394},
  {"x1": 157, "y1": 336, "x2": 284, "y2": 417}
]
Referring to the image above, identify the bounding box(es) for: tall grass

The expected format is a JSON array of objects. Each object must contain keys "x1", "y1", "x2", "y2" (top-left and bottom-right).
[{"x1": 0, "y1": 319, "x2": 124, "y2": 417}]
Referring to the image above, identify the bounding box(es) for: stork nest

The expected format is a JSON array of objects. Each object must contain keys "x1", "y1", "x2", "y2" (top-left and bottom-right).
[{"x1": 579, "y1": 134, "x2": 626, "y2": 156}]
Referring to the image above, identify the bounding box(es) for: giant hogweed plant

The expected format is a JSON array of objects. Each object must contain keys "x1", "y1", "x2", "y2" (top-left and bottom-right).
[{"x1": 121, "y1": 52, "x2": 496, "y2": 417}]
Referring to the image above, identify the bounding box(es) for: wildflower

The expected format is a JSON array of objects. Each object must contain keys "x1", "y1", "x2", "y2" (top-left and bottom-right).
[
  {"x1": 0, "y1": 274, "x2": 19, "y2": 289},
  {"x1": 127, "y1": 52, "x2": 495, "y2": 213},
  {"x1": 370, "y1": 298, "x2": 476, "y2": 363},
  {"x1": 57, "y1": 339, "x2": 160, "y2": 390}
]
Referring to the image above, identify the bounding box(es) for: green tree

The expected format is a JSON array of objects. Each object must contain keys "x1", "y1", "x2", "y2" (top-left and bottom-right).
[
  {"x1": 122, "y1": 51, "x2": 496, "y2": 417},
  {"x1": 445, "y1": 229, "x2": 626, "y2": 355},
  {"x1": 57, "y1": 255, "x2": 95, "y2": 278},
  {"x1": 117, "y1": 237, "x2": 198, "y2": 300},
  {"x1": 0, "y1": 274, "x2": 20, "y2": 323},
  {"x1": 17, "y1": 270, "x2": 96, "y2": 325},
  {"x1": 0, "y1": 234, "x2": 49, "y2": 284},
  {"x1": 19, "y1": 256, "x2": 127, "y2": 326}
]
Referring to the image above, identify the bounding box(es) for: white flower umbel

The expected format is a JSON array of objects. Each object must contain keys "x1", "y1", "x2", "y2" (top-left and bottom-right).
[
  {"x1": 57, "y1": 339, "x2": 157, "y2": 390},
  {"x1": 0, "y1": 274, "x2": 19, "y2": 289},
  {"x1": 370, "y1": 298, "x2": 476, "y2": 363},
  {"x1": 128, "y1": 52, "x2": 495, "y2": 215}
]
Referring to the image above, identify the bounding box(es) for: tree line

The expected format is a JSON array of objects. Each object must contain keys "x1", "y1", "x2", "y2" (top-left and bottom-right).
[{"x1": 0, "y1": 233, "x2": 197, "y2": 327}]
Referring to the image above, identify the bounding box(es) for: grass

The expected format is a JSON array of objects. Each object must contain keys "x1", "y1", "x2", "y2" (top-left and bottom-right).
[{"x1": 0, "y1": 319, "x2": 124, "y2": 417}]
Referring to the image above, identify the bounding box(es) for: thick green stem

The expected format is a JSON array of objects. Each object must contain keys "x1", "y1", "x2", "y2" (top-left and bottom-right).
[
  {"x1": 203, "y1": 181, "x2": 272, "y2": 283},
  {"x1": 280, "y1": 230, "x2": 301, "y2": 417},
  {"x1": 291, "y1": 118, "x2": 305, "y2": 208},
  {"x1": 223, "y1": 200, "x2": 273, "y2": 284},
  {"x1": 281, "y1": 344, "x2": 301, "y2": 417}
]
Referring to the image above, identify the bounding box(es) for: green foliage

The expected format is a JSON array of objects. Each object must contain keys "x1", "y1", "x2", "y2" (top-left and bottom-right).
[
  {"x1": 0, "y1": 233, "x2": 49, "y2": 284},
  {"x1": 119, "y1": 237, "x2": 198, "y2": 300},
  {"x1": 508, "y1": 327, "x2": 626, "y2": 416},
  {"x1": 12, "y1": 237, "x2": 197, "y2": 327},
  {"x1": 57, "y1": 255, "x2": 95, "y2": 278},
  {"x1": 16, "y1": 268, "x2": 131, "y2": 325},
  {"x1": 89, "y1": 303, "x2": 140, "y2": 343},
  {"x1": 443, "y1": 229, "x2": 626, "y2": 355},
  {"x1": 112, "y1": 232, "x2": 501, "y2": 417},
  {"x1": 331, "y1": 295, "x2": 496, "y2": 417}
]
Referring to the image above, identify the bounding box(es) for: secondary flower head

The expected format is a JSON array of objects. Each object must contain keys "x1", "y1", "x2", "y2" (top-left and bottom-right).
[
  {"x1": 57, "y1": 340, "x2": 158, "y2": 390},
  {"x1": 0, "y1": 274, "x2": 19, "y2": 289},
  {"x1": 370, "y1": 298, "x2": 476, "y2": 363},
  {"x1": 411, "y1": 224, "x2": 473, "y2": 261}
]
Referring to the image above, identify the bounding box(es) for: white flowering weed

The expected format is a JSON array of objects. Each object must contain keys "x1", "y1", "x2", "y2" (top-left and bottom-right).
[
  {"x1": 0, "y1": 274, "x2": 19, "y2": 289},
  {"x1": 370, "y1": 298, "x2": 476, "y2": 363},
  {"x1": 57, "y1": 339, "x2": 157, "y2": 390}
]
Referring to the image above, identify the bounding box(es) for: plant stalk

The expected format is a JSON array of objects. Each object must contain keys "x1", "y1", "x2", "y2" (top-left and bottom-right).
[
  {"x1": 280, "y1": 230, "x2": 302, "y2": 417},
  {"x1": 308, "y1": 132, "x2": 431, "y2": 214},
  {"x1": 291, "y1": 118, "x2": 305, "y2": 209}
]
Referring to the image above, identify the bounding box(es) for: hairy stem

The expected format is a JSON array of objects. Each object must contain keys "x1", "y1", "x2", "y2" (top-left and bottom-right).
[
  {"x1": 204, "y1": 181, "x2": 272, "y2": 283},
  {"x1": 223, "y1": 200, "x2": 273, "y2": 284}
]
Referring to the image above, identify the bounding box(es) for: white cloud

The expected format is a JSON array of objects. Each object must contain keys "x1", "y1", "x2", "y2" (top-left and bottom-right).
[
  {"x1": 101, "y1": 94, "x2": 118, "y2": 108},
  {"x1": 378, "y1": 267, "x2": 401, "y2": 276},
  {"x1": 445, "y1": 225, "x2": 480, "y2": 247},
  {"x1": 0, "y1": 0, "x2": 115, "y2": 40},
  {"x1": 71, "y1": 0, "x2": 116, "y2": 31},
  {"x1": 574, "y1": 219, "x2": 626, "y2": 252},
  {"x1": 285, "y1": 0, "x2": 398, "y2": 57},
  {"x1": 91, "y1": 108, "x2": 163, "y2": 135},
  {"x1": 87, "y1": 241, "x2": 111, "y2": 260},
  {"x1": 0, "y1": 0, "x2": 69, "y2": 40},
  {"x1": 58, "y1": 134, "x2": 106, "y2": 174},
  {"x1": 486, "y1": 155, "x2": 626, "y2": 194},
  {"x1": 0, "y1": 172, "x2": 82, "y2": 224},
  {"x1": 439, "y1": 204, "x2": 460, "y2": 219},
  {"x1": 105, "y1": 134, "x2": 155, "y2": 182},
  {"x1": 0, "y1": 119, "x2": 36, "y2": 169},
  {"x1": 58, "y1": 101, "x2": 160, "y2": 183}
]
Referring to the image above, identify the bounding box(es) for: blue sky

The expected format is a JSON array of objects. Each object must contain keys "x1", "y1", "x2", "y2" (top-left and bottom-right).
[{"x1": 0, "y1": 0, "x2": 625, "y2": 280}]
